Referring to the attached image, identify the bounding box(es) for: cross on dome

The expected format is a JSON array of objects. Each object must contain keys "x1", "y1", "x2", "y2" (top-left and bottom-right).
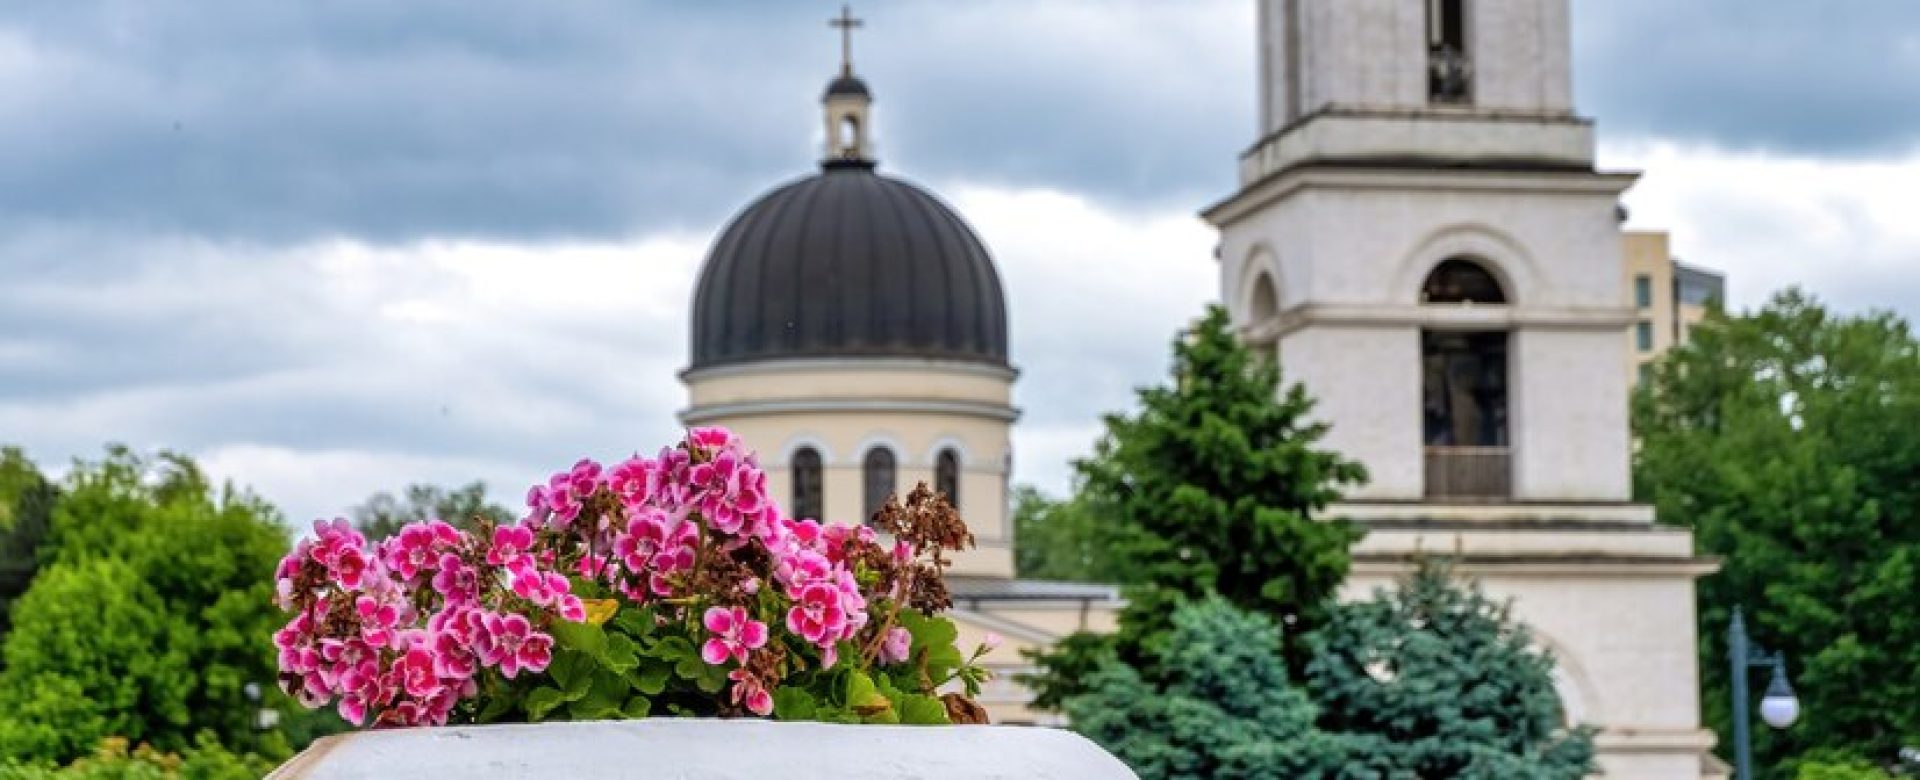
[{"x1": 829, "y1": 5, "x2": 863, "y2": 77}]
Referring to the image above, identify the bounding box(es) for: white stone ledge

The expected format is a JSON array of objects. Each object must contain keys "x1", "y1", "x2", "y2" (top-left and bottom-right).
[
  {"x1": 269, "y1": 720, "x2": 1137, "y2": 780},
  {"x1": 1238, "y1": 110, "x2": 1596, "y2": 186}
]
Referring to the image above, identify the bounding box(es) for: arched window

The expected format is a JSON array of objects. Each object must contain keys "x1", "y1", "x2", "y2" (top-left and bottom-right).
[
  {"x1": 838, "y1": 116, "x2": 860, "y2": 154},
  {"x1": 862, "y1": 447, "x2": 895, "y2": 525},
  {"x1": 1421, "y1": 258, "x2": 1507, "y2": 304},
  {"x1": 790, "y1": 447, "x2": 823, "y2": 522},
  {"x1": 1249, "y1": 271, "x2": 1279, "y2": 322},
  {"x1": 935, "y1": 449, "x2": 961, "y2": 509}
]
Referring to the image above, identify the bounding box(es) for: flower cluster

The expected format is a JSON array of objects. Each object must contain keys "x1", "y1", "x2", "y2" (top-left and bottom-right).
[
  {"x1": 273, "y1": 426, "x2": 985, "y2": 728},
  {"x1": 272, "y1": 517, "x2": 579, "y2": 727}
]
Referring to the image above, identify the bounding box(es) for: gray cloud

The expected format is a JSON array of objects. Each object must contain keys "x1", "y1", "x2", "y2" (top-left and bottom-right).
[
  {"x1": 2, "y1": 1, "x2": 1913, "y2": 249},
  {"x1": 1573, "y1": 0, "x2": 1920, "y2": 157}
]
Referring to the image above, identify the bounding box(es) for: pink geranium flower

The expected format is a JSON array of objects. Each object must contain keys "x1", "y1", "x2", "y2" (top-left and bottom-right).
[
  {"x1": 729, "y1": 668, "x2": 774, "y2": 717},
  {"x1": 487, "y1": 525, "x2": 534, "y2": 567},
  {"x1": 477, "y1": 612, "x2": 552, "y2": 679},
  {"x1": 879, "y1": 626, "x2": 912, "y2": 664},
  {"x1": 701, "y1": 606, "x2": 769, "y2": 666}
]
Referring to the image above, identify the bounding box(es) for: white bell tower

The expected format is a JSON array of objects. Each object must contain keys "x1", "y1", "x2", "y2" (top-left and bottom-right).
[{"x1": 1207, "y1": 2, "x2": 1720, "y2": 777}]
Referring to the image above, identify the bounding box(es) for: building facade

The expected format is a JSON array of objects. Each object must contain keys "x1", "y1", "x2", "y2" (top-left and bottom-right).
[
  {"x1": 1625, "y1": 230, "x2": 1727, "y2": 384},
  {"x1": 1206, "y1": 1, "x2": 1721, "y2": 777},
  {"x1": 679, "y1": 28, "x2": 1116, "y2": 725}
]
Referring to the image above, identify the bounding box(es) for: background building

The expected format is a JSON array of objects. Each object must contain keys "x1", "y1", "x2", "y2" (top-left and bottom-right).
[
  {"x1": 1207, "y1": 1, "x2": 1720, "y2": 776},
  {"x1": 679, "y1": 27, "x2": 1117, "y2": 725},
  {"x1": 1625, "y1": 230, "x2": 1728, "y2": 384}
]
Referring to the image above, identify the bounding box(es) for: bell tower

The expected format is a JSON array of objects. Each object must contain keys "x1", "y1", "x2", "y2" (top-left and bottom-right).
[{"x1": 1208, "y1": 2, "x2": 1719, "y2": 777}]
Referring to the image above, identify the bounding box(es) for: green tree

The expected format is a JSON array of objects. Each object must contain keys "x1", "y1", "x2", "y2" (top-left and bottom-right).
[
  {"x1": 0, "y1": 448, "x2": 57, "y2": 642},
  {"x1": 1011, "y1": 486, "x2": 1120, "y2": 583},
  {"x1": 0, "y1": 735, "x2": 273, "y2": 780},
  {"x1": 1027, "y1": 305, "x2": 1365, "y2": 706},
  {"x1": 1634, "y1": 290, "x2": 1920, "y2": 772},
  {"x1": 1303, "y1": 559, "x2": 1595, "y2": 778},
  {"x1": 351, "y1": 481, "x2": 513, "y2": 541},
  {"x1": 0, "y1": 449, "x2": 296, "y2": 765},
  {"x1": 1793, "y1": 758, "x2": 1893, "y2": 780},
  {"x1": 1065, "y1": 596, "x2": 1339, "y2": 780}
]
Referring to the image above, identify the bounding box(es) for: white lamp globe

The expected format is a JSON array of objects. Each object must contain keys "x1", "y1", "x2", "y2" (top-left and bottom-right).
[
  {"x1": 1759, "y1": 665, "x2": 1800, "y2": 729},
  {"x1": 1760, "y1": 692, "x2": 1799, "y2": 729}
]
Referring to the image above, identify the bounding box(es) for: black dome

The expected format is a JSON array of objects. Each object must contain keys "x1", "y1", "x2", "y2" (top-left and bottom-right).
[
  {"x1": 824, "y1": 75, "x2": 870, "y2": 99},
  {"x1": 690, "y1": 163, "x2": 1009, "y2": 370}
]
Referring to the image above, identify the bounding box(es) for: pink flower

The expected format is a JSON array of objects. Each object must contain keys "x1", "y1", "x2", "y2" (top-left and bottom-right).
[
  {"x1": 688, "y1": 426, "x2": 734, "y2": 451},
  {"x1": 982, "y1": 632, "x2": 1004, "y2": 652},
  {"x1": 477, "y1": 612, "x2": 552, "y2": 678},
  {"x1": 608, "y1": 456, "x2": 656, "y2": 507},
  {"x1": 430, "y1": 553, "x2": 480, "y2": 606},
  {"x1": 486, "y1": 525, "x2": 534, "y2": 567},
  {"x1": 556, "y1": 594, "x2": 586, "y2": 623},
  {"x1": 728, "y1": 668, "x2": 773, "y2": 717},
  {"x1": 701, "y1": 606, "x2": 769, "y2": 666},
  {"x1": 785, "y1": 581, "x2": 848, "y2": 647},
  {"x1": 879, "y1": 626, "x2": 912, "y2": 664},
  {"x1": 356, "y1": 596, "x2": 407, "y2": 647},
  {"x1": 396, "y1": 642, "x2": 441, "y2": 699}
]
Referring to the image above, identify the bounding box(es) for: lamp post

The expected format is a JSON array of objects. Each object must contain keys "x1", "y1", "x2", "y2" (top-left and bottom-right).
[{"x1": 1729, "y1": 607, "x2": 1800, "y2": 780}]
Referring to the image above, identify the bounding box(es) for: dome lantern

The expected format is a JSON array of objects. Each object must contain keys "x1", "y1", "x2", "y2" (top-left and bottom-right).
[{"x1": 823, "y1": 5, "x2": 873, "y2": 165}]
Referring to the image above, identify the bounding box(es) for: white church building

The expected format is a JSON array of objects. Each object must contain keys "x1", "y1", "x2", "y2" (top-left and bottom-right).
[
  {"x1": 680, "y1": 1, "x2": 1720, "y2": 776},
  {"x1": 1206, "y1": 1, "x2": 1720, "y2": 777}
]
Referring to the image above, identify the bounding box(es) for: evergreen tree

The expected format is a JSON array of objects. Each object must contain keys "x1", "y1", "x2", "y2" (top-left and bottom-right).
[
  {"x1": 1304, "y1": 559, "x2": 1596, "y2": 779},
  {"x1": 1634, "y1": 290, "x2": 1920, "y2": 772},
  {"x1": 1066, "y1": 596, "x2": 1340, "y2": 780},
  {"x1": 1027, "y1": 305, "x2": 1365, "y2": 706}
]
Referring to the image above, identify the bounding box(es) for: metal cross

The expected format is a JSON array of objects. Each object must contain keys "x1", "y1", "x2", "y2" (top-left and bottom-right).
[{"x1": 829, "y1": 5, "x2": 863, "y2": 76}]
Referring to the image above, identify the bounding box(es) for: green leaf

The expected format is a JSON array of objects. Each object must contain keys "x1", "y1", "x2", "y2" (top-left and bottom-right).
[
  {"x1": 631, "y1": 660, "x2": 672, "y2": 696},
  {"x1": 772, "y1": 687, "x2": 817, "y2": 721},
  {"x1": 896, "y1": 693, "x2": 950, "y2": 725},
  {"x1": 524, "y1": 686, "x2": 570, "y2": 721},
  {"x1": 567, "y1": 670, "x2": 632, "y2": 720},
  {"x1": 547, "y1": 648, "x2": 595, "y2": 696},
  {"x1": 844, "y1": 670, "x2": 895, "y2": 724},
  {"x1": 621, "y1": 695, "x2": 653, "y2": 719},
  {"x1": 610, "y1": 606, "x2": 657, "y2": 640},
  {"x1": 601, "y1": 631, "x2": 641, "y2": 674},
  {"x1": 550, "y1": 618, "x2": 609, "y2": 659}
]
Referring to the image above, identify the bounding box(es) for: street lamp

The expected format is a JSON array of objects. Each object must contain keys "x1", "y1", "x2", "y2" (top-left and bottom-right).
[{"x1": 1729, "y1": 606, "x2": 1800, "y2": 780}]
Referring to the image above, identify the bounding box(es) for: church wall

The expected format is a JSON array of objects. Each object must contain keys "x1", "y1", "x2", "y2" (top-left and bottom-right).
[
  {"x1": 1346, "y1": 561, "x2": 1712, "y2": 777},
  {"x1": 1267, "y1": 0, "x2": 1575, "y2": 121},
  {"x1": 685, "y1": 360, "x2": 1013, "y2": 408},
  {"x1": 1278, "y1": 325, "x2": 1424, "y2": 500},
  {"x1": 1470, "y1": 0, "x2": 1575, "y2": 114},
  {"x1": 1511, "y1": 328, "x2": 1633, "y2": 500},
  {"x1": 684, "y1": 407, "x2": 1014, "y2": 580}
]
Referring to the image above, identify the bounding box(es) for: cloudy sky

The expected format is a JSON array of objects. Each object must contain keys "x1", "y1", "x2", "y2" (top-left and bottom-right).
[{"x1": 3, "y1": 1, "x2": 1918, "y2": 526}]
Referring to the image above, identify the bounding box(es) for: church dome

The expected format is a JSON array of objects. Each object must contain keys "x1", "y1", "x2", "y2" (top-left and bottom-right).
[{"x1": 689, "y1": 161, "x2": 1009, "y2": 370}]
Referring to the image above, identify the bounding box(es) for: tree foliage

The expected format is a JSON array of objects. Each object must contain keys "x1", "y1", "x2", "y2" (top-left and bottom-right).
[
  {"x1": 1066, "y1": 596, "x2": 1338, "y2": 779},
  {"x1": 0, "y1": 735, "x2": 271, "y2": 780},
  {"x1": 0, "y1": 448, "x2": 296, "y2": 765},
  {"x1": 1634, "y1": 290, "x2": 1920, "y2": 771},
  {"x1": 1303, "y1": 560, "x2": 1596, "y2": 779},
  {"x1": 1011, "y1": 486, "x2": 1121, "y2": 584},
  {"x1": 350, "y1": 480, "x2": 513, "y2": 542},
  {"x1": 1026, "y1": 306, "x2": 1365, "y2": 707},
  {"x1": 0, "y1": 447, "x2": 56, "y2": 642}
]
